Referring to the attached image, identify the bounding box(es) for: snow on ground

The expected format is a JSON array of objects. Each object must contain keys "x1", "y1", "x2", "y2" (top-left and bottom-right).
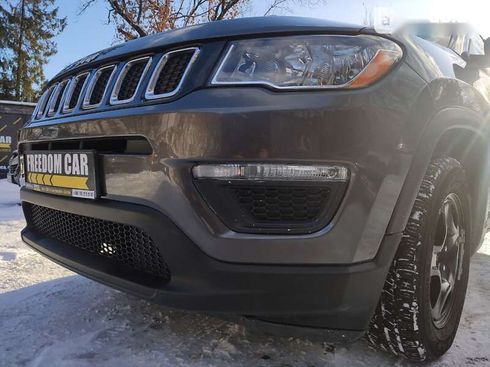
[{"x1": 0, "y1": 179, "x2": 489, "y2": 367}]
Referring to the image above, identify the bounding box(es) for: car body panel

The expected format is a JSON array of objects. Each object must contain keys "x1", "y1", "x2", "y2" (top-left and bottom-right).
[
  {"x1": 15, "y1": 16, "x2": 490, "y2": 333},
  {"x1": 21, "y1": 62, "x2": 427, "y2": 264}
]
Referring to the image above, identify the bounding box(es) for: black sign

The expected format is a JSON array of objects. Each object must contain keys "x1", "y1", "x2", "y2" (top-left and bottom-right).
[
  {"x1": 24, "y1": 151, "x2": 99, "y2": 199},
  {"x1": 0, "y1": 102, "x2": 34, "y2": 179}
]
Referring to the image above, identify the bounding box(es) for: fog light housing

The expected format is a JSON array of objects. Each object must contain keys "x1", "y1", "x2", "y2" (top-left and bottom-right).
[{"x1": 192, "y1": 164, "x2": 349, "y2": 182}]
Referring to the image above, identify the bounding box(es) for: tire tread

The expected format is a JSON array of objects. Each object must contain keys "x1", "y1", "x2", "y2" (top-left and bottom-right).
[{"x1": 367, "y1": 157, "x2": 464, "y2": 362}]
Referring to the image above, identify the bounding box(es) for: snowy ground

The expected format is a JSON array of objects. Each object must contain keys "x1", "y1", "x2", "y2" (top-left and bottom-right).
[{"x1": 0, "y1": 179, "x2": 489, "y2": 367}]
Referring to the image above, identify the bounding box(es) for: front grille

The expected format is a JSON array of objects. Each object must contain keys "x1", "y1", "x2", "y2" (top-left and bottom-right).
[
  {"x1": 32, "y1": 46, "x2": 199, "y2": 121},
  {"x1": 25, "y1": 204, "x2": 171, "y2": 280},
  {"x1": 232, "y1": 186, "x2": 330, "y2": 222},
  {"x1": 117, "y1": 58, "x2": 149, "y2": 101},
  {"x1": 154, "y1": 49, "x2": 196, "y2": 95}
]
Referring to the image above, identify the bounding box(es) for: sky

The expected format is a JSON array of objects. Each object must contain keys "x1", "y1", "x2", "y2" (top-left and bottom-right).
[{"x1": 44, "y1": 0, "x2": 490, "y2": 80}]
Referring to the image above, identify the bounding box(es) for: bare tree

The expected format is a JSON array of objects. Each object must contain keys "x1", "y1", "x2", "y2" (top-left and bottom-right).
[
  {"x1": 264, "y1": 0, "x2": 325, "y2": 16},
  {"x1": 80, "y1": 0, "x2": 326, "y2": 41}
]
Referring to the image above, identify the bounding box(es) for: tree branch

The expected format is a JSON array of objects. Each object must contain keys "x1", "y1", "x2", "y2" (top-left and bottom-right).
[
  {"x1": 79, "y1": 0, "x2": 324, "y2": 41},
  {"x1": 108, "y1": 0, "x2": 147, "y2": 37},
  {"x1": 213, "y1": 0, "x2": 241, "y2": 20},
  {"x1": 264, "y1": 0, "x2": 288, "y2": 16},
  {"x1": 78, "y1": 0, "x2": 98, "y2": 15}
]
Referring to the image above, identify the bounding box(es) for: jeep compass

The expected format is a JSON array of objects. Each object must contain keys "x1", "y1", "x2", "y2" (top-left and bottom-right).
[{"x1": 14, "y1": 17, "x2": 490, "y2": 362}]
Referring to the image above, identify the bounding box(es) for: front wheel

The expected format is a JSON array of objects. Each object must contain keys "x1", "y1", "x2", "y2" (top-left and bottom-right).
[{"x1": 368, "y1": 157, "x2": 471, "y2": 362}]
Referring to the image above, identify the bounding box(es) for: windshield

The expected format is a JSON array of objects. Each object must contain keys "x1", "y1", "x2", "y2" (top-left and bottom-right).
[{"x1": 262, "y1": 0, "x2": 490, "y2": 37}]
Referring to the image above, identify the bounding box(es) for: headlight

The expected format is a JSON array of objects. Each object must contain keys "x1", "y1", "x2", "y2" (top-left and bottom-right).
[{"x1": 211, "y1": 35, "x2": 403, "y2": 89}]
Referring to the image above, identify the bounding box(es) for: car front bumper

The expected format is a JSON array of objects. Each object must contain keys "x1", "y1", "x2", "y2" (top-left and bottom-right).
[
  {"x1": 21, "y1": 188, "x2": 401, "y2": 334},
  {"x1": 19, "y1": 65, "x2": 425, "y2": 333}
]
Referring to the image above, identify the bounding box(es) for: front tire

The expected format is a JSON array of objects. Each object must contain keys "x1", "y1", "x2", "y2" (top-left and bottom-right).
[{"x1": 368, "y1": 157, "x2": 471, "y2": 362}]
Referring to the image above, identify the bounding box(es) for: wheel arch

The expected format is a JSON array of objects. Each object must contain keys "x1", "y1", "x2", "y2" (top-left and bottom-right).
[{"x1": 387, "y1": 107, "x2": 490, "y2": 254}]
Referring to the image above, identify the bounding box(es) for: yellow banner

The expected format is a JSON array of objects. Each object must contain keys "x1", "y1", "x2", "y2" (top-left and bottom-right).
[{"x1": 27, "y1": 172, "x2": 89, "y2": 190}]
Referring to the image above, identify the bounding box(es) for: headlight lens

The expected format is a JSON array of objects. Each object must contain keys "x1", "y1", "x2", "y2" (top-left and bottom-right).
[{"x1": 211, "y1": 35, "x2": 403, "y2": 89}]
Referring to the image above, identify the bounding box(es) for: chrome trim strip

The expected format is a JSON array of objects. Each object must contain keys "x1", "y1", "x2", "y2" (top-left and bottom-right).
[
  {"x1": 43, "y1": 82, "x2": 59, "y2": 117},
  {"x1": 47, "y1": 79, "x2": 70, "y2": 116},
  {"x1": 82, "y1": 64, "x2": 117, "y2": 109},
  {"x1": 34, "y1": 85, "x2": 56, "y2": 120},
  {"x1": 32, "y1": 90, "x2": 46, "y2": 120},
  {"x1": 62, "y1": 72, "x2": 90, "y2": 114},
  {"x1": 145, "y1": 47, "x2": 200, "y2": 100},
  {"x1": 110, "y1": 56, "x2": 152, "y2": 105}
]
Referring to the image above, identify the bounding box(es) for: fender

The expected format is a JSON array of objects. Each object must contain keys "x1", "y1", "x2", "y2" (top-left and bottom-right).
[{"x1": 386, "y1": 107, "x2": 490, "y2": 254}]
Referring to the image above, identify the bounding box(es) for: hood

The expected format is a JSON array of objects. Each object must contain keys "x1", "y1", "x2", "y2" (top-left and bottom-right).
[{"x1": 54, "y1": 16, "x2": 364, "y2": 80}]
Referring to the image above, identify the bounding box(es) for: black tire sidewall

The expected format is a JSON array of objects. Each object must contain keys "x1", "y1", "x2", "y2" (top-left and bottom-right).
[{"x1": 418, "y1": 161, "x2": 471, "y2": 357}]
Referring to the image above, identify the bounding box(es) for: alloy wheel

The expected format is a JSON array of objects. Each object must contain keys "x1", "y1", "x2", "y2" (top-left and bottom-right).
[{"x1": 430, "y1": 193, "x2": 465, "y2": 329}]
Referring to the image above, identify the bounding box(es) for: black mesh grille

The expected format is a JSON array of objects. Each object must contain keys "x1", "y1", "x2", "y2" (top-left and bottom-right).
[
  {"x1": 89, "y1": 67, "x2": 114, "y2": 105},
  {"x1": 117, "y1": 60, "x2": 148, "y2": 100},
  {"x1": 232, "y1": 186, "x2": 330, "y2": 222},
  {"x1": 25, "y1": 204, "x2": 171, "y2": 280},
  {"x1": 154, "y1": 50, "x2": 195, "y2": 95},
  {"x1": 68, "y1": 74, "x2": 88, "y2": 109},
  {"x1": 195, "y1": 179, "x2": 346, "y2": 234}
]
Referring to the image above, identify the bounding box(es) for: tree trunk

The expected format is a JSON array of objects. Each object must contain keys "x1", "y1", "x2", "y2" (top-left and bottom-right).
[{"x1": 14, "y1": 0, "x2": 26, "y2": 99}]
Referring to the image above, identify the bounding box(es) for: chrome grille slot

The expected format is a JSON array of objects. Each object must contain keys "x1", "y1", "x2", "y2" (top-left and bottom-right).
[
  {"x1": 34, "y1": 85, "x2": 56, "y2": 119},
  {"x1": 47, "y1": 79, "x2": 70, "y2": 116},
  {"x1": 62, "y1": 72, "x2": 89, "y2": 112},
  {"x1": 146, "y1": 48, "x2": 199, "y2": 99},
  {"x1": 83, "y1": 65, "x2": 116, "y2": 109},
  {"x1": 111, "y1": 57, "x2": 151, "y2": 104}
]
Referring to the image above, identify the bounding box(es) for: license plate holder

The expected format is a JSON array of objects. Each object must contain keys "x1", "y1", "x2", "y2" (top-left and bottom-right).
[{"x1": 23, "y1": 150, "x2": 99, "y2": 200}]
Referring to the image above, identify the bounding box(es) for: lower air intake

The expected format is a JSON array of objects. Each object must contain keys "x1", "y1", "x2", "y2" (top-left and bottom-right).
[
  {"x1": 232, "y1": 185, "x2": 330, "y2": 222},
  {"x1": 24, "y1": 203, "x2": 171, "y2": 280},
  {"x1": 194, "y1": 180, "x2": 347, "y2": 234}
]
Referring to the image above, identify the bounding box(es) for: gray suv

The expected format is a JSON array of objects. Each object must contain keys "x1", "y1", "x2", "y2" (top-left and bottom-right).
[{"x1": 15, "y1": 18, "x2": 490, "y2": 362}]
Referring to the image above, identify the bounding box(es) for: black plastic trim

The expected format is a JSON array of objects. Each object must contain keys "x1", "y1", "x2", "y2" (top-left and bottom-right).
[
  {"x1": 20, "y1": 189, "x2": 400, "y2": 332},
  {"x1": 194, "y1": 179, "x2": 347, "y2": 234}
]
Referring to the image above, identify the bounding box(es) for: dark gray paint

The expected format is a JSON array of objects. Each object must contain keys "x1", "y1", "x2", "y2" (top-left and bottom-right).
[{"x1": 20, "y1": 17, "x2": 490, "y2": 265}]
